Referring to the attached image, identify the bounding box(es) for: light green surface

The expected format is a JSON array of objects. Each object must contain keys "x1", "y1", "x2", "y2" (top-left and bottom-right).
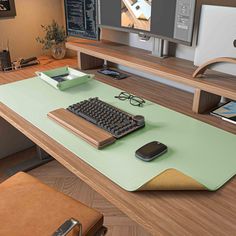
[
  {"x1": 37, "y1": 67, "x2": 93, "y2": 91},
  {"x1": 0, "y1": 78, "x2": 235, "y2": 191}
]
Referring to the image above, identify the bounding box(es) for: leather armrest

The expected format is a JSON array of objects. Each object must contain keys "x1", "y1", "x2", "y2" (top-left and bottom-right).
[{"x1": 52, "y1": 218, "x2": 82, "y2": 236}]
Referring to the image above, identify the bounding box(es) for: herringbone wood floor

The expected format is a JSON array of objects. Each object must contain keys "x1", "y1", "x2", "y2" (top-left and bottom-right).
[{"x1": 1, "y1": 148, "x2": 150, "y2": 236}]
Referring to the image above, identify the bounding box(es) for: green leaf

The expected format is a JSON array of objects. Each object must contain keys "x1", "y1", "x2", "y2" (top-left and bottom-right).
[{"x1": 36, "y1": 20, "x2": 67, "y2": 50}]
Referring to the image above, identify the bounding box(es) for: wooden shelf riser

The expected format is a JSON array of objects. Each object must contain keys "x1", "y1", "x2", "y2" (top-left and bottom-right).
[
  {"x1": 67, "y1": 40, "x2": 236, "y2": 102},
  {"x1": 68, "y1": 40, "x2": 236, "y2": 116},
  {"x1": 192, "y1": 89, "x2": 221, "y2": 114},
  {"x1": 78, "y1": 52, "x2": 104, "y2": 70}
]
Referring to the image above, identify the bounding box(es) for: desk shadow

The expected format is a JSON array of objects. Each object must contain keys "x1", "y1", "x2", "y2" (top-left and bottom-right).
[{"x1": 134, "y1": 188, "x2": 217, "y2": 197}]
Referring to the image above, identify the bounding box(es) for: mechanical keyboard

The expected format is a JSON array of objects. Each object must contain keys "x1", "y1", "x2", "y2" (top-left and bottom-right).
[{"x1": 67, "y1": 97, "x2": 145, "y2": 139}]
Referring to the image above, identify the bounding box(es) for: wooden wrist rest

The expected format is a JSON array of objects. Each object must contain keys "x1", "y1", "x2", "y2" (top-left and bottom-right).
[{"x1": 48, "y1": 108, "x2": 116, "y2": 149}]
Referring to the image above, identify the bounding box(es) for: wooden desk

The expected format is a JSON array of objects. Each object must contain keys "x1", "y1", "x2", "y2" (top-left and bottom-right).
[
  {"x1": 0, "y1": 57, "x2": 235, "y2": 235},
  {"x1": 0, "y1": 57, "x2": 77, "y2": 85},
  {"x1": 66, "y1": 39, "x2": 236, "y2": 115}
]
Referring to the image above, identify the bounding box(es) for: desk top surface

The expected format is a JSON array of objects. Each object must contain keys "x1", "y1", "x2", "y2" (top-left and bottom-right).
[
  {"x1": 0, "y1": 76, "x2": 235, "y2": 192},
  {"x1": 0, "y1": 58, "x2": 235, "y2": 235}
]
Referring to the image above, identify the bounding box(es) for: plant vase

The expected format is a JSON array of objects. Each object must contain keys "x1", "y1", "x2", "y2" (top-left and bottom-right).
[{"x1": 51, "y1": 43, "x2": 66, "y2": 60}]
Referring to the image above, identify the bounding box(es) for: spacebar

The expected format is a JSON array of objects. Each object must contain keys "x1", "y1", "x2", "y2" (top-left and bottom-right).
[{"x1": 48, "y1": 108, "x2": 116, "y2": 149}]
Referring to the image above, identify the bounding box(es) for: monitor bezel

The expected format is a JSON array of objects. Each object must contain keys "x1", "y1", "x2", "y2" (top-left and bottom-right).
[
  {"x1": 98, "y1": 24, "x2": 193, "y2": 46},
  {"x1": 98, "y1": 0, "x2": 197, "y2": 46}
]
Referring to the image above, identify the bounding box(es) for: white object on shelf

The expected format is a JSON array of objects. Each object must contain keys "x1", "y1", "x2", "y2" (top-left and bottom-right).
[{"x1": 194, "y1": 5, "x2": 236, "y2": 76}]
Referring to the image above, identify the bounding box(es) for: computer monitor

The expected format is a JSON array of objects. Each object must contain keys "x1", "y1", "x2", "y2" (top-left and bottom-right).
[
  {"x1": 98, "y1": 0, "x2": 196, "y2": 45},
  {"x1": 64, "y1": 0, "x2": 100, "y2": 40}
]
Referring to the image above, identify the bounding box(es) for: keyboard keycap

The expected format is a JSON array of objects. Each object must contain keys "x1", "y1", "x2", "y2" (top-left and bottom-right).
[{"x1": 67, "y1": 98, "x2": 145, "y2": 138}]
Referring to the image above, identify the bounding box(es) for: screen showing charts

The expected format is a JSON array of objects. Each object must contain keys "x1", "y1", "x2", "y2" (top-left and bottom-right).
[
  {"x1": 65, "y1": 0, "x2": 99, "y2": 40},
  {"x1": 99, "y1": 0, "x2": 196, "y2": 45}
]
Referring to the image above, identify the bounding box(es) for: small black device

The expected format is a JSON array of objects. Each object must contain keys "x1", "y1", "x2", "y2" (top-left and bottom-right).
[
  {"x1": 135, "y1": 141, "x2": 168, "y2": 162},
  {"x1": 51, "y1": 77, "x2": 66, "y2": 83},
  {"x1": 0, "y1": 50, "x2": 11, "y2": 71},
  {"x1": 98, "y1": 68, "x2": 129, "y2": 80},
  {"x1": 20, "y1": 57, "x2": 38, "y2": 66},
  {"x1": 51, "y1": 73, "x2": 69, "y2": 83},
  {"x1": 17, "y1": 56, "x2": 39, "y2": 69},
  {"x1": 67, "y1": 97, "x2": 145, "y2": 138}
]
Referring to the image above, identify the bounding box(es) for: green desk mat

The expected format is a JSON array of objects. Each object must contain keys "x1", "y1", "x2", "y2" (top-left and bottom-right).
[{"x1": 0, "y1": 78, "x2": 235, "y2": 191}]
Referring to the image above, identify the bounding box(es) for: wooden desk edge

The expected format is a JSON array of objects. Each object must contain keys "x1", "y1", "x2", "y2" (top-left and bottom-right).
[{"x1": 0, "y1": 102, "x2": 157, "y2": 235}]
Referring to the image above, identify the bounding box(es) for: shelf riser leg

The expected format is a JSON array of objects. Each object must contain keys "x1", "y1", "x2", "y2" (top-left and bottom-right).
[
  {"x1": 77, "y1": 52, "x2": 104, "y2": 70},
  {"x1": 192, "y1": 89, "x2": 221, "y2": 114}
]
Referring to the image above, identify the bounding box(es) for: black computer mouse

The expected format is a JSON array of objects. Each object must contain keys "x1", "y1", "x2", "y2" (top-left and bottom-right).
[{"x1": 135, "y1": 141, "x2": 168, "y2": 162}]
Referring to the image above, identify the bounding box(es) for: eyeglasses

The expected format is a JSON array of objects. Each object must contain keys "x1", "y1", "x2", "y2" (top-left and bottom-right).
[{"x1": 115, "y1": 92, "x2": 146, "y2": 107}]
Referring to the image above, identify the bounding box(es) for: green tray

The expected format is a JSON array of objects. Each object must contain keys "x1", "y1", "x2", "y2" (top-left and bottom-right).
[{"x1": 36, "y1": 66, "x2": 93, "y2": 91}]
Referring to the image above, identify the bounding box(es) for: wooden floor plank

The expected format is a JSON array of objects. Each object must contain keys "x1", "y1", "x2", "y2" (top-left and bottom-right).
[
  {"x1": 0, "y1": 147, "x2": 150, "y2": 236},
  {"x1": 29, "y1": 160, "x2": 151, "y2": 236}
]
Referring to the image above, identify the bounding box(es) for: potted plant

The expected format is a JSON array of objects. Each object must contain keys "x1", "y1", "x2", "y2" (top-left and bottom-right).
[{"x1": 36, "y1": 20, "x2": 67, "y2": 60}]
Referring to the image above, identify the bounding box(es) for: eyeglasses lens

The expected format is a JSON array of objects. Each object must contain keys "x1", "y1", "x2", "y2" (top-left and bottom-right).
[
  {"x1": 117, "y1": 92, "x2": 131, "y2": 100},
  {"x1": 130, "y1": 96, "x2": 145, "y2": 106}
]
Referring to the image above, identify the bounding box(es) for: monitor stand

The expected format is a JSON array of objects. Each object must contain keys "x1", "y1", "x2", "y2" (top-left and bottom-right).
[
  {"x1": 152, "y1": 38, "x2": 169, "y2": 58},
  {"x1": 138, "y1": 33, "x2": 169, "y2": 58}
]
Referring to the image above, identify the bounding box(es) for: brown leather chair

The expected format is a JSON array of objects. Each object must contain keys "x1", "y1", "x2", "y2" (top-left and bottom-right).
[{"x1": 0, "y1": 172, "x2": 107, "y2": 236}]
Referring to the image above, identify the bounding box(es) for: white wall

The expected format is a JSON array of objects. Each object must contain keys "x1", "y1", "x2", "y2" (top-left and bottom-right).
[{"x1": 0, "y1": 0, "x2": 64, "y2": 61}]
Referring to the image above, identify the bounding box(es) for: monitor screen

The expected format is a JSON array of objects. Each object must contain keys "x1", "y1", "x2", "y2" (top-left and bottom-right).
[
  {"x1": 98, "y1": 0, "x2": 196, "y2": 45},
  {"x1": 64, "y1": 0, "x2": 99, "y2": 40}
]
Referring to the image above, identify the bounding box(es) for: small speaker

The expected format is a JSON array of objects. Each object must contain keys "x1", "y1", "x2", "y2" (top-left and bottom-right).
[{"x1": 0, "y1": 50, "x2": 11, "y2": 71}]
